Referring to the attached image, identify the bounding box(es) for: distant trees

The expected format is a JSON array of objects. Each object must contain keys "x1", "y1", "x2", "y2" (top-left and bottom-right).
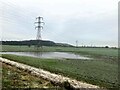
[
  {"x1": 2, "y1": 40, "x2": 56, "y2": 46},
  {"x1": 1, "y1": 40, "x2": 74, "y2": 47},
  {"x1": 105, "y1": 46, "x2": 109, "y2": 48}
]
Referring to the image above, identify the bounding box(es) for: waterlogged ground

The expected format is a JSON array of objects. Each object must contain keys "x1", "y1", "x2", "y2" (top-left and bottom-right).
[
  {"x1": 2, "y1": 63, "x2": 61, "y2": 89},
  {"x1": 1, "y1": 45, "x2": 119, "y2": 89},
  {"x1": 0, "y1": 52, "x2": 90, "y2": 60},
  {"x1": 2, "y1": 54, "x2": 118, "y2": 89}
]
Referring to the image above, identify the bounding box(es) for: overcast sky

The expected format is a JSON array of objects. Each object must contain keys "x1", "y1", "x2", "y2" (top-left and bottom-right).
[{"x1": 0, "y1": 0, "x2": 119, "y2": 47}]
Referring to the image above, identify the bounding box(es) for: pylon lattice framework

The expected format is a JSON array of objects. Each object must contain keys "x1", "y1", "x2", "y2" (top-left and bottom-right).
[{"x1": 35, "y1": 16, "x2": 45, "y2": 47}]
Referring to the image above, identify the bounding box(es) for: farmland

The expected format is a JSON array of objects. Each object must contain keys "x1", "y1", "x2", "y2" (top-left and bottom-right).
[
  {"x1": 1, "y1": 45, "x2": 118, "y2": 57},
  {"x1": 1, "y1": 45, "x2": 118, "y2": 89}
]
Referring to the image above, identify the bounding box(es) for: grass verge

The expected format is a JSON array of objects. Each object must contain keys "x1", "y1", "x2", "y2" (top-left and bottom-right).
[{"x1": 2, "y1": 62, "x2": 62, "y2": 89}]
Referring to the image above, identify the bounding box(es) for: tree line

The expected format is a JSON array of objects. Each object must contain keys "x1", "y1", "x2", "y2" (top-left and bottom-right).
[{"x1": 1, "y1": 40, "x2": 73, "y2": 47}]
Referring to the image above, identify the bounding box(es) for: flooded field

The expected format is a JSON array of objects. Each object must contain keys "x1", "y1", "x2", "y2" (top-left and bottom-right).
[{"x1": 0, "y1": 52, "x2": 90, "y2": 59}]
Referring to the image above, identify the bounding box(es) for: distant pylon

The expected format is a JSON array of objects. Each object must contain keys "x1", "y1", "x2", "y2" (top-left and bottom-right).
[
  {"x1": 35, "y1": 16, "x2": 45, "y2": 48},
  {"x1": 76, "y1": 40, "x2": 78, "y2": 47}
]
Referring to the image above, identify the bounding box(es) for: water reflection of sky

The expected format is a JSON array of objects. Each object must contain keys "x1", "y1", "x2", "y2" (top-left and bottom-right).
[{"x1": 0, "y1": 52, "x2": 90, "y2": 60}]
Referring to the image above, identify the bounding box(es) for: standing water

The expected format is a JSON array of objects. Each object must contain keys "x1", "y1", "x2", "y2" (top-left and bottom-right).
[{"x1": 0, "y1": 52, "x2": 90, "y2": 59}]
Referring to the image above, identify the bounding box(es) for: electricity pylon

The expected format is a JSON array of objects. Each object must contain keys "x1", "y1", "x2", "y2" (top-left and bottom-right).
[
  {"x1": 76, "y1": 40, "x2": 78, "y2": 48},
  {"x1": 35, "y1": 16, "x2": 45, "y2": 49}
]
